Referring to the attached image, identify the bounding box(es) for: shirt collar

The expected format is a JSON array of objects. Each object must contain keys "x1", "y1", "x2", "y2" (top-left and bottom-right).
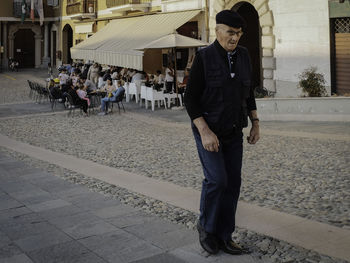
[{"x1": 214, "y1": 39, "x2": 238, "y2": 59}]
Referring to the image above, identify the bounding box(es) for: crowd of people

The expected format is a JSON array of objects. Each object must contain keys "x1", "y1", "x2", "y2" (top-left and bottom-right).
[{"x1": 47, "y1": 61, "x2": 189, "y2": 116}]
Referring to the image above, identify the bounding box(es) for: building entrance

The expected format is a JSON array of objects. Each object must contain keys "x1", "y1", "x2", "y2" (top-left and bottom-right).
[
  {"x1": 232, "y1": 2, "x2": 262, "y2": 89},
  {"x1": 14, "y1": 29, "x2": 35, "y2": 68},
  {"x1": 332, "y1": 17, "x2": 350, "y2": 95},
  {"x1": 62, "y1": 24, "x2": 73, "y2": 64}
]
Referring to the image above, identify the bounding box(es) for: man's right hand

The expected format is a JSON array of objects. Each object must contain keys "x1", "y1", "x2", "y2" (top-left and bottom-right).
[{"x1": 193, "y1": 117, "x2": 220, "y2": 152}]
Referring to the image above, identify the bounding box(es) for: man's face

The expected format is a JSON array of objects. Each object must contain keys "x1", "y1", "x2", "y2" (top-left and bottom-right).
[{"x1": 216, "y1": 24, "x2": 243, "y2": 52}]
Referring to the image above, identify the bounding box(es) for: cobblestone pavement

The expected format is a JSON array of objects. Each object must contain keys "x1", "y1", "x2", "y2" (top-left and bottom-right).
[
  {"x1": 0, "y1": 69, "x2": 49, "y2": 105},
  {"x1": 0, "y1": 69, "x2": 349, "y2": 263},
  {"x1": 0, "y1": 108, "x2": 349, "y2": 230}
]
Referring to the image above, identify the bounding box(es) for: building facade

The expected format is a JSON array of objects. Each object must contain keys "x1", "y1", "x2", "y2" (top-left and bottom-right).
[
  {"x1": 210, "y1": 0, "x2": 350, "y2": 97},
  {"x1": 0, "y1": 0, "x2": 61, "y2": 69},
  {"x1": 59, "y1": 0, "x2": 206, "y2": 73},
  {"x1": 1, "y1": 0, "x2": 349, "y2": 97}
]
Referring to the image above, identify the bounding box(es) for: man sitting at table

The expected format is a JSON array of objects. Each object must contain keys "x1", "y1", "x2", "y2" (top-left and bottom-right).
[
  {"x1": 154, "y1": 70, "x2": 164, "y2": 91},
  {"x1": 80, "y1": 74, "x2": 97, "y2": 93},
  {"x1": 98, "y1": 78, "x2": 124, "y2": 116}
]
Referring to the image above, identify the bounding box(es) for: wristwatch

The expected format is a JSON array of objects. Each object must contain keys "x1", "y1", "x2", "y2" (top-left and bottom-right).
[{"x1": 251, "y1": 118, "x2": 259, "y2": 122}]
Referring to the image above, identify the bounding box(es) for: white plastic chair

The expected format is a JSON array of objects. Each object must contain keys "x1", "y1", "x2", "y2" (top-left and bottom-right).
[
  {"x1": 145, "y1": 87, "x2": 167, "y2": 111},
  {"x1": 125, "y1": 82, "x2": 130, "y2": 102},
  {"x1": 128, "y1": 82, "x2": 140, "y2": 103},
  {"x1": 164, "y1": 93, "x2": 183, "y2": 108},
  {"x1": 140, "y1": 85, "x2": 147, "y2": 107}
]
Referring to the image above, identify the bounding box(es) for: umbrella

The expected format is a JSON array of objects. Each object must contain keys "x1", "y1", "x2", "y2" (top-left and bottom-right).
[{"x1": 135, "y1": 32, "x2": 208, "y2": 106}]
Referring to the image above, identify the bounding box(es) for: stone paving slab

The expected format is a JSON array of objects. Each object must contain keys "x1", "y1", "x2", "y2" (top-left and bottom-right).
[
  {"x1": 0, "y1": 153, "x2": 262, "y2": 263},
  {"x1": 0, "y1": 133, "x2": 349, "y2": 261}
]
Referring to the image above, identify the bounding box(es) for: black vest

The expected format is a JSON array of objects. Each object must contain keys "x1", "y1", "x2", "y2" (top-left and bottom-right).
[{"x1": 199, "y1": 43, "x2": 252, "y2": 136}]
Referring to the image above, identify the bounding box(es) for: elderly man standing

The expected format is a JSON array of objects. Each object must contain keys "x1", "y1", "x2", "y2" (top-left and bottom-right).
[{"x1": 184, "y1": 10, "x2": 260, "y2": 255}]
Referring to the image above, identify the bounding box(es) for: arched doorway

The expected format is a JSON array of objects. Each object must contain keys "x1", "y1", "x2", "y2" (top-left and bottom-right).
[
  {"x1": 14, "y1": 29, "x2": 35, "y2": 68},
  {"x1": 62, "y1": 24, "x2": 73, "y2": 64},
  {"x1": 211, "y1": 0, "x2": 276, "y2": 94},
  {"x1": 232, "y1": 2, "x2": 261, "y2": 89}
]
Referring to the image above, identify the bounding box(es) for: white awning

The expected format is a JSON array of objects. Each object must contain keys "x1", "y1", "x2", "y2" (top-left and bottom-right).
[
  {"x1": 70, "y1": 10, "x2": 201, "y2": 70},
  {"x1": 75, "y1": 23, "x2": 94, "y2": 34}
]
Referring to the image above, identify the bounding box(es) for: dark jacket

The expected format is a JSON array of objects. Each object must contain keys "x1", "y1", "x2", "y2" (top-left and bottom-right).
[{"x1": 198, "y1": 43, "x2": 252, "y2": 134}]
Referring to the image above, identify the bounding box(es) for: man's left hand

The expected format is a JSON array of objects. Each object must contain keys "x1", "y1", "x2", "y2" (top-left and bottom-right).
[{"x1": 247, "y1": 123, "x2": 260, "y2": 144}]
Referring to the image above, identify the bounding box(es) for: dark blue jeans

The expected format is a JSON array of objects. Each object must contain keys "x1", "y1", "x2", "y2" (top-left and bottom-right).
[{"x1": 192, "y1": 124, "x2": 243, "y2": 241}]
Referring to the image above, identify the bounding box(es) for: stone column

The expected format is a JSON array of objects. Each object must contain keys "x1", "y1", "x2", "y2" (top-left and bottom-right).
[
  {"x1": 2, "y1": 22, "x2": 8, "y2": 69},
  {"x1": 0, "y1": 21, "x2": 2, "y2": 70},
  {"x1": 8, "y1": 35, "x2": 15, "y2": 59},
  {"x1": 42, "y1": 22, "x2": 50, "y2": 67},
  {"x1": 35, "y1": 35, "x2": 42, "y2": 68},
  {"x1": 259, "y1": 10, "x2": 276, "y2": 93}
]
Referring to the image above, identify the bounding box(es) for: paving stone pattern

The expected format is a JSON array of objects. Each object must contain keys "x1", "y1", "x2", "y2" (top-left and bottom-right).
[
  {"x1": 0, "y1": 153, "x2": 262, "y2": 263},
  {"x1": 0, "y1": 112, "x2": 348, "y2": 229},
  {"x1": 1, "y1": 147, "x2": 347, "y2": 263}
]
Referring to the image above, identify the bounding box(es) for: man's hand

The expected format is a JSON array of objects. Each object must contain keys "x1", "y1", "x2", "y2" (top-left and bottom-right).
[
  {"x1": 193, "y1": 117, "x2": 220, "y2": 152},
  {"x1": 247, "y1": 122, "x2": 260, "y2": 144},
  {"x1": 200, "y1": 127, "x2": 220, "y2": 152}
]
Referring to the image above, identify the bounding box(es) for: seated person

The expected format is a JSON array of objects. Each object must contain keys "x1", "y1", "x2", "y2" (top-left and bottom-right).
[
  {"x1": 70, "y1": 71, "x2": 79, "y2": 87},
  {"x1": 147, "y1": 75, "x2": 155, "y2": 87},
  {"x1": 100, "y1": 77, "x2": 116, "y2": 95},
  {"x1": 131, "y1": 70, "x2": 143, "y2": 83},
  {"x1": 154, "y1": 70, "x2": 164, "y2": 91},
  {"x1": 77, "y1": 85, "x2": 90, "y2": 115},
  {"x1": 67, "y1": 83, "x2": 88, "y2": 115},
  {"x1": 177, "y1": 68, "x2": 190, "y2": 94},
  {"x1": 58, "y1": 68, "x2": 69, "y2": 86},
  {"x1": 111, "y1": 70, "x2": 119, "y2": 81},
  {"x1": 80, "y1": 74, "x2": 97, "y2": 93},
  {"x1": 48, "y1": 79, "x2": 63, "y2": 101},
  {"x1": 98, "y1": 80, "x2": 125, "y2": 116},
  {"x1": 103, "y1": 69, "x2": 111, "y2": 81}
]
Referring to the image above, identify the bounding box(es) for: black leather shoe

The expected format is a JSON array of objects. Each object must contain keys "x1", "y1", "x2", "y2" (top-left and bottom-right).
[
  {"x1": 196, "y1": 222, "x2": 219, "y2": 254},
  {"x1": 218, "y1": 239, "x2": 251, "y2": 255}
]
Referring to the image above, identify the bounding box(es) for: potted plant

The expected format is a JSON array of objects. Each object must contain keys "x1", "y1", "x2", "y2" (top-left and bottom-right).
[{"x1": 297, "y1": 66, "x2": 327, "y2": 97}]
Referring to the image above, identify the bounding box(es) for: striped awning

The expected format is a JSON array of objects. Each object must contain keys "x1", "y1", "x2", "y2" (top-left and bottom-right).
[{"x1": 71, "y1": 10, "x2": 201, "y2": 70}]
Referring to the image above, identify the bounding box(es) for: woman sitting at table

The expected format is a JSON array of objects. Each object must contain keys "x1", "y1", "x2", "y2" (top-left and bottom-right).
[
  {"x1": 178, "y1": 68, "x2": 189, "y2": 91},
  {"x1": 77, "y1": 84, "x2": 90, "y2": 115},
  {"x1": 98, "y1": 78, "x2": 124, "y2": 116},
  {"x1": 98, "y1": 77, "x2": 116, "y2": 115},
  {"x1": 68, "y1": 83, "x2": 88, "y2": 115}
]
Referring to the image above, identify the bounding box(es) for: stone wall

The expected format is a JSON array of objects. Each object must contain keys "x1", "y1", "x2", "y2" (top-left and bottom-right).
[
  {"x1": 257, "y1": 97, "x2": 350, "y2": 121},
  {"x1": 269, "y1": 0, "x2": 331, "y2": 97},
  {"x1": 210, "y1": 0, "x2": 276, "y2": 94},
  {"x1": 209, "y1": 0, "x2": 331, "y2": 98}
]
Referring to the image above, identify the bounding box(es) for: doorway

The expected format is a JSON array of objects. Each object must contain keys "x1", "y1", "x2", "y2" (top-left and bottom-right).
[
  {"x1": 331, "y1": 17, "x2": 350, "y2": 95},
  {"x1": 232, "y1": 2, "x2": 262, "y2": 89},
  {"x1": 62, "y1": 24, "x2": 73, "y2": 64},
  {"x1": 14, "y1": 29, "x2": 35, "y2": 68}
]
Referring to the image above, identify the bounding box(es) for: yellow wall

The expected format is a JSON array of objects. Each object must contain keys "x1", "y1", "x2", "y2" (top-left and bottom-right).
[
  {"x1": 0, "y1": 0, "x2": 60, "y2": 18},
  {"x1": 60, "y1": 0, "x2": 161, "y2": 65},
  {"x1": 0, "y1": 0, "x2": 13, "y2": 17}
]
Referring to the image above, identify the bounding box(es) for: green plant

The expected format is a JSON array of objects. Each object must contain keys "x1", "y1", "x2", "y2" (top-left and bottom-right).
[{"x1": 297, "y1": 67, "x2": 327, "y2": 97}]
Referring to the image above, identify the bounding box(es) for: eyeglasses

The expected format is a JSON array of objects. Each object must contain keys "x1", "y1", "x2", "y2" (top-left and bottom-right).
[{"x1": 227, "y1": 30, "x2": 243, "y2": 37}]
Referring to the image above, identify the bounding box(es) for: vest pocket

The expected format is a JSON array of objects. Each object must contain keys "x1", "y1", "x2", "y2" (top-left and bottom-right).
[{"x1": 203, "y1": 109, "x2": 223, "y2": 132}]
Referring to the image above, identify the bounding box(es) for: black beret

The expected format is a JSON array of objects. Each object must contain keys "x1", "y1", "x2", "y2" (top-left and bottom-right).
[{"x1": 216, "y1": 10, "x2": 246, "y2": 30}]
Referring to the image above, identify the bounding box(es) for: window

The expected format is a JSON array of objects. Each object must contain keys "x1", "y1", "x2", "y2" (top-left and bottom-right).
[
  {"x1": 335, "y1": 17, "x2": 350, "y2": 33},
  {"x1": 47, "y1": 0, "x2": 59, "y2": 6}
]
